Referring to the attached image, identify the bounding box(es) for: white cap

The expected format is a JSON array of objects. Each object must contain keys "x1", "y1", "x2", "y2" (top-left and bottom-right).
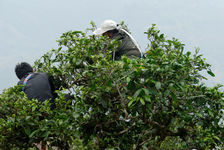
[{"x1": 93, "y1": 20, "x2": 118, "y2": 35}]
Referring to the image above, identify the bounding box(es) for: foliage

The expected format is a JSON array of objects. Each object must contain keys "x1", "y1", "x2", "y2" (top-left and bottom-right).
[
  {"x1": 0, "y1": 86, "x2": 82, "y2": 149},
  {"x1": 0, "y1": 23, "x2": 224, "y2": 149}
]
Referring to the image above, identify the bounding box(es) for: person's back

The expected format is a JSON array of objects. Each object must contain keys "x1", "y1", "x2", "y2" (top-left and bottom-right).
[
  {"x1": 17, "y1": 72, "x2": 54, "y2": 102},
  {"x1": 15, "y1": 62, "x2": 55, "y2": 103},
  {"x1": 112, "y1": 28, "x2": 141, "y2": 60}
]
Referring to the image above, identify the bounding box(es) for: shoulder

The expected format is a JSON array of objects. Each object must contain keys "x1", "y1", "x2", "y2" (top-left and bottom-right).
[
  {"x1": 118, "y1": 29, "x2": 130, "y2": 36},
  {"x1": 35, "y1": 72, "x2": 49, "y2": 76},
  {"x1": 33, "y1": 72, "x2": 50, "y2": 80},
  {"x1": 111, "y1": 29, "x2": 125, "y2": 40}
]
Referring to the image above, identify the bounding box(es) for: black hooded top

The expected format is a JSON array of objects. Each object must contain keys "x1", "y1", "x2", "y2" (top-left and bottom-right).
[{"x1": 18, "y1": 72, "x2": 55, "y2": 103}]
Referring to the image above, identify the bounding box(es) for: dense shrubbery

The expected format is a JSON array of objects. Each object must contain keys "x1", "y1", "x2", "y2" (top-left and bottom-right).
[{"x1": 0, "y1": 23, "x2": 224, "y2": 149}]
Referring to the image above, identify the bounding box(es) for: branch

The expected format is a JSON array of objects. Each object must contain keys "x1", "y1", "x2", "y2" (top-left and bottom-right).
[
  {"x1": 118, "y1": 124, "x2": 135, "y2": 135},
  {"x1": 113, "y1": 80, "x2": 129, "y2": 118}
]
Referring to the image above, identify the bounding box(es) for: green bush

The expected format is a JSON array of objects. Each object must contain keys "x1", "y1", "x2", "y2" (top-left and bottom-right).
[
  {"x1": 0, "y1": 23, "x2": 223, "y2": 149},
  {"x1": 0, "y1": 86, "x2": 81, "y2": 149}
]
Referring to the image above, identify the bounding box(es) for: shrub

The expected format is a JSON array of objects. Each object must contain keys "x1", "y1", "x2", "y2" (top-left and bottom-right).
[{"x1": 0, "y1": 23, "x2": 223, "y2": 149}]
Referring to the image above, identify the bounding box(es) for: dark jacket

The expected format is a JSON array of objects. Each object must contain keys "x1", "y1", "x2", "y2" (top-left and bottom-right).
[
  {"x1": 113, "y1": 29, "x2": 142, "y2": 60},
  {"x1": 18, "y1": 72, "x2": 55, "y2": 103}
]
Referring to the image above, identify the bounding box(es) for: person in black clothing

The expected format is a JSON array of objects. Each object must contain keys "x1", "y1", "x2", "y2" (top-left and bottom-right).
[
  {"x1": 15, "y1": 62, "x2": 76, "y2": 149},
  {"x1": 15, "y1": 62, "x2": 56, "y2": 106}
]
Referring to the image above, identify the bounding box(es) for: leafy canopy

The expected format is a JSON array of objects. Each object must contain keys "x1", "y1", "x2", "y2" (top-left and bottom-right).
[{"x1": 0, "y1": 23, "x2": 223, "y2": 149}]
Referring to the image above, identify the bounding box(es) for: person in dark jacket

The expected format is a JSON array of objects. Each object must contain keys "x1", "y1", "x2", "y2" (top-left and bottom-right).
[
  {"x1": 15, "y1": 62, "x2": 71, "y2": 149},
  {"x1": 93, "y1": 20, "x2": 142, "y2": 60},
  {"x1": 15, "y1": 62, "x2": 56, "y2": 105}
]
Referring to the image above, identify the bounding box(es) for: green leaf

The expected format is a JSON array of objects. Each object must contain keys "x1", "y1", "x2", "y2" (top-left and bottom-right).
[
  {"x1": 72, "y1": 58, "x2": 76, "y2": 63},
  {"x1": 170, "y1": 92, "x2": 177, "y2": 101},
  {"x1": 133, "y1": 89, "x2": 142, "y2": 98},
  {"x1": 76, "y1": 59, "x2": 82, "y2": 65},
  {"x1": 107, "y1": 79, "x2": 112, "y2": 86},
  {"x1": 196, "y1": 113, "x2": 203, "y2": 118},
  {"x1": 142, "y1": 88, "x2": 150, "y2": 95},
  {"x1": 128, "y1": 99, "x2": 135, "y2": 107},
  {"x1": 144, "y1": 95, "x2": 151, "y2": 102},
  {"x1": 43, "y1": 131, "x2": 51, "y2": 140},
  {"x1": 140, "y1": 98, "x2": 145, "y2": 105},
  {"x1": 101, "y1": 99, "x2": 107, "y2": 108},
  {"x1": 155, "y1": 82, "x2": 161, "y2": 90},
  {"x1": 25, "y1": 116, "x2": 31, "y2": 120},
  {"x1": 208, "y1": 110, "x2": 214, "y2": 117},
  {"x1": 24, "y1": 127, "x2": 31, "y2": 136},
  {"x1": 164, "y1": 90, "x2": 170, "y2": 97},
  {"x1": 186, "y1": 51, "x2": 191, "y2": 56},
  {"x1": 126, "y1": 77, "x2": 131, "y2": 83},
  {"x1": 207, "y1": 70, "x2": 215, "y2": 77},
  {"x1": 29, "y1": 130, "x2": 39, "y2": 138},
  {"x1": 213, "y1": 135, "x2": 221, "y2": 141}
]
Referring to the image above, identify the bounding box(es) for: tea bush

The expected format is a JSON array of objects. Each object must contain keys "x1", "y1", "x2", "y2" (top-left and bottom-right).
[{"x1": 0, "y1": 23, "x2": 223, "y2": 149}]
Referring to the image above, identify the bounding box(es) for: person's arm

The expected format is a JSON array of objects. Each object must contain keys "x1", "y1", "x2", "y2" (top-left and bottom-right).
[
  {"x1": 17, "y1": 79, "x2": 23, "y2": 85},
  {"x1": 125, "y1": 49, "x2": 141, "y2": 58}
]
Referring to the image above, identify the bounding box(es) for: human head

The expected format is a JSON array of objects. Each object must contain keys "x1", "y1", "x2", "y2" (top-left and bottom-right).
[
  {"x1": 102, "y1": 29, "x2": 119, "y2": 38},
  {"x1": 93, "y1": 20, "x2": 118, "y2": 37},
  {"x1": 15, "y1": 62, "x2": 33, "y2": 79}
]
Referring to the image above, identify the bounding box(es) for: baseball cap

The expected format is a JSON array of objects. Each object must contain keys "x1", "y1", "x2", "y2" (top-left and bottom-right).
[{"x1": 93, "y1": 20, "x2": 118, "y2": 35}]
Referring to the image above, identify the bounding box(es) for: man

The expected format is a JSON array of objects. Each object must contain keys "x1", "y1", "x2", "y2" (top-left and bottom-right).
[
  {"x1": 93, "y1": 20, "x2": 142, "y2": 60},
  {"x1": 15, "y1": 62, "x2": 56, "y2": 105}
]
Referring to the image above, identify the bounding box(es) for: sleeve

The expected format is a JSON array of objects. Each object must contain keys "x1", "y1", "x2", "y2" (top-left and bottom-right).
[
  {"x1": 17, "y1": 79, "x2": 23, "y2": 85},
  {"x1": 125, "y1": 48, "x2": 141, "y2": 58}
]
